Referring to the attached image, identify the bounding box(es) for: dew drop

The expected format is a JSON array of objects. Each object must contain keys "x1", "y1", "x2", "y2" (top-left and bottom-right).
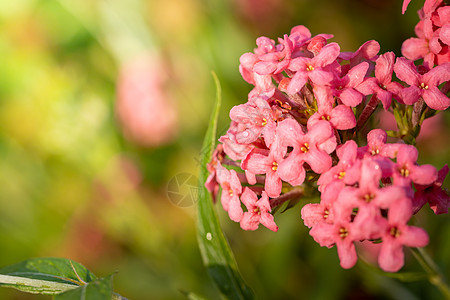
[{"x1": 206, "y1": 232, "x2": 212, "y2": 240}]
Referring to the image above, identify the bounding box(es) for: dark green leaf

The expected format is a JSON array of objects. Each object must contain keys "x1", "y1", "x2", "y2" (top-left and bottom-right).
[
  {"x1": 0, "y1": 257, "x2": 96, "y2": 295},
  {"x1": 196, "y1": 72, "x2": 254, "y2": 300}
]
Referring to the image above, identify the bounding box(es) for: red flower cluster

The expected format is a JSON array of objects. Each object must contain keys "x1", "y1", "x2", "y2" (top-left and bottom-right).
[{"x1": 206, "y1": 0, "x2": 449, "y2": 272}]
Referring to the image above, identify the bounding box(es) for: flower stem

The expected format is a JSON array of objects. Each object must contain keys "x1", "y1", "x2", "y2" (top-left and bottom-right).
[
  {"x1": 356, "y1": 95, "x2": 379, "y2": 131},
  {"x1": 411, "y1": 98, "x2": 425, "y2": 128},
  {"x1": 270, "y1": 187, "x2": 304, "y2": 209},
  {"x1": 409, "y1": 247, "x2": 450, "y2": 299}
]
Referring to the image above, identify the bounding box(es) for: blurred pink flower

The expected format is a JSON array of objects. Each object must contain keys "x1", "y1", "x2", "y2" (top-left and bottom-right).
[{"x1": 116, "y1": 53, "x2": 178, "y2": 147}]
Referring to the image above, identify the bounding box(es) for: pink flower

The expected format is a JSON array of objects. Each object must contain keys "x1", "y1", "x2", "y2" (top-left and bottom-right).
[
  {"x1": 309, "y1": 87, "x2": 356, "y2": 130},
  {"x1": 357, "y1": 129, "x2": 399, "y2": 177},
  {"x1": 392, "y1": 144, "x2": 438, "y2": 187},
  {"x1": 378, "y1": 199, "x2": 429, "y2": 272},
  {"x1": 394, "y1": 57, "x2": 450, "y2": 110},
  {"x1": 287, "y1": 43, "x2": 340, "y2": 94},
  {"x1": 229, "y1": 96, "x2": 279, "y2": 146},
  {"x1": 318, "y1": 140, "x2": 361, "y2": 190},
  {"x1": 339, "y1": 40, "x2": 380, "y2": 74},
  {"x1": 253, "y1": 35, "x2": 294, "y2": 75},
  {"x1": 402, "y1": 18, "x2": 442, "y2": 68},
  {"x1": 331, "y1": 62, "x2": 369, "y2": 107},
  {"x1": 414, "y1": 164, "x2": 450, "y2": 214},
  {"x1": 357, "y1": 52, "x2": 404, "y2": 109},
  {"x1": 240, "y1": 188, "x2": 278, "y2": 232},
  {"x1": 219, "y1": 122, "x2": 255, "y2": 161},
  {"x1": 216, "y1": 165, "x2": 244, "y2": 222},
  {"x1": 239, "y1": 52, "x2": 274, "y2": 93},
  {"x1": 241, "y1": 140, "x2": 286, "y2": 198},
  {"x1": 301, "y1": 181, "x2": 343, "y2": 227},
  {"x1": 309, "y1": 219, "x2": 359, "y2": 269},
  {"x1": 276, "y1": 118, "x2": 336, "y2": 187}
]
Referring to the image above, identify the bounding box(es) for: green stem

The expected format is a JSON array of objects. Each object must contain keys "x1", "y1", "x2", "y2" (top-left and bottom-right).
[{"x1": 410, "y1": 247, "x2": 450, "y2": 299}]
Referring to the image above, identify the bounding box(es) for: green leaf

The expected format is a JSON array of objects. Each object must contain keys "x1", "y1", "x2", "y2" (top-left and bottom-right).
[
  {"x1": 0, "y1": 257, "x2": 96, "y2": 295},
  {"x1": 55, "y1": 275, "x2": 113, "y2": 300},
  {"x1": 196, "y1": 72, "x2": 254, "y2": 299}
]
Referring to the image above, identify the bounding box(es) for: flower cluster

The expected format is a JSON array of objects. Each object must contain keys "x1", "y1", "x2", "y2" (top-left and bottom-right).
[{"x1": 206, "y1": 0, "x2": 449, "y2": 272}]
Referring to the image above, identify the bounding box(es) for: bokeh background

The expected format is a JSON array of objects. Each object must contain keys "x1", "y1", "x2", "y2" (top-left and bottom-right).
[{"x1": 0, "y1": 0, "x2": 449, "y2": 299}]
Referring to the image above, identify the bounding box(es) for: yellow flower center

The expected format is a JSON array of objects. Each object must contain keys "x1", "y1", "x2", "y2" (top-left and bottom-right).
[
  {"x1": 419, "y1": 82, "x2": 428, "y2": 90},
  {"x1": 300, "y1": 143, "x2": 310, "y2": 153},
  {"x1": 339, "y1": 227, "x2": 349, "y2": 239},
  {"x1": 272, "y1": 161, "x2": 278, "y2": 171},
  {"x1": 371, "y1": 148, "x2": 380, "y2": 155},
  {"x1": 363, "y1": 193, "x2": 375, "y2": 203},
  {"x1": 400, "y1": 167, "x2": 410, "y2": 177},
  {"x1": 390, "y1": 226, "x2": 401, "y2": 238}
]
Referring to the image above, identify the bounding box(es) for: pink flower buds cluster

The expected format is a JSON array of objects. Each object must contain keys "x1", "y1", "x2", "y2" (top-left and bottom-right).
[{"x1": 206, "y1": 0, "x2": 449, "y2": 272}]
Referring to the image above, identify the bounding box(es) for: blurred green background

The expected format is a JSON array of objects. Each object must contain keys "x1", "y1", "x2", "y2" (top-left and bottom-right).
[{"x1": 0, "y1": 0, "x2": 448, "y2": 299}]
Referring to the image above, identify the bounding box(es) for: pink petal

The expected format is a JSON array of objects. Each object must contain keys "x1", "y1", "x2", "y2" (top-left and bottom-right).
[
  {"x1": 304, "y1": 148, "x2": 332, "y2": 174},
  {"x1": 401, "y1": 86, "x2": 421, "y2": 105},
  {"x1": 309, "y1": 222, "x2": 336, "y2": 247},
  {"x1": 402, "y1": 0, "x2": 412, "y2": 14},
  {"x1": 228, "y1": 197, "x2": 243, "y2": 222},
  {"x1": 287, "y1": 71, "x2": 308, "y2": 94},
  {"x1": 313, "y1": 42, "x2": 340, "y2": 67},
  {"x1": 329, "y1": 105, "x2": 356, "y2": 130},
  {"x1": 356, "y1": 77, "x2": 379, "y2": 95},
  {"x1": 301, "y1": 203, "x2": 327, "y2": 228},
  {"x1": 257, "y1": 191, "x2": 272, "y2": 212},
  {"x1": 423, "y1": 87, "x2": 450, "y2": 110},
  {"x1": 309, "y1": 69, "x2": 335, "y2": 86},
  {"x1": 288, "y1": 57, "x2": 310, "y2": 71},
  {"x1": 410, "y1": 164, "x2": 437, "y2": 185},
  {"x1": 339, "y1": 88, "x2": 364, "y2": 107},
  {"x1": 260, "y1": 212, "x2": 278, "y2": 232},
  {"x1": 242, "y1": 150, "x2": 270, "y2": 174},
  {"x1": 399, "y1": 226, "x2": 429, "y2": 248},
  {"x1": 278, "y1": 154, "x2": 306, "y2": 186},
  {"x1": 377, "y1": 89, "x2": 392, "y2": 110},
  {"x1": 424, "y1": 63, "x2": 450, "y2": 86},
  {"x1": 397, "y1": 144, "x2": 418, "y2": 165},
  {"x1": 388, "y1": 197, "x2": 413, "y2": 224},
  {"x1": 254, "y1": 61, "x2": 278, "y2": 75},
  {"x1": 336, "y1": 239, "x2": 358, "y2": 269},
  {"x1": 306, "y1": 119, "x2": 334, "y2": 145},
  {"x1": 375, "y1": 186, "x2": 406, "y2": 209},
  {"x1": 375, "y1": 52, "x2": 395, "y2": 85},
  {"x1": 347, "y1": 62, "x2": 369, "y2": 86},
  {"x1": 357, "y1": 40, "x2": 381, "y2": 60},
  {"x1": 441, "y1": 24, "x2": 450, "y2": 45},
  {"x1": 240, "y1": 212, "x2": 260, "y2": 231},
  {"x1": 277, "y1": 119, "x2": 304, "y2": 147},
  {"x1": 394, "y1": 57, "x2": 421, "y2": 86},
  {"x1": 240, "y1": 187, "x2": 257, "y2": 210},
  {"x1": 401, "y1": 38, "x2": 429, "y2": 61},
  {"x1": 379, "y1": 239, "x2": 405, "y2": 272},
  {"x1": 265, "y1": 171, "x2": 282, "y2": 198}
]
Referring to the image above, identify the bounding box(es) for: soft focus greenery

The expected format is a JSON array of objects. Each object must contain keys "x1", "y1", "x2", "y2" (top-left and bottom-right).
[{"x1": 0, "y1": 0, "x2": 448, "y2": 299}]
